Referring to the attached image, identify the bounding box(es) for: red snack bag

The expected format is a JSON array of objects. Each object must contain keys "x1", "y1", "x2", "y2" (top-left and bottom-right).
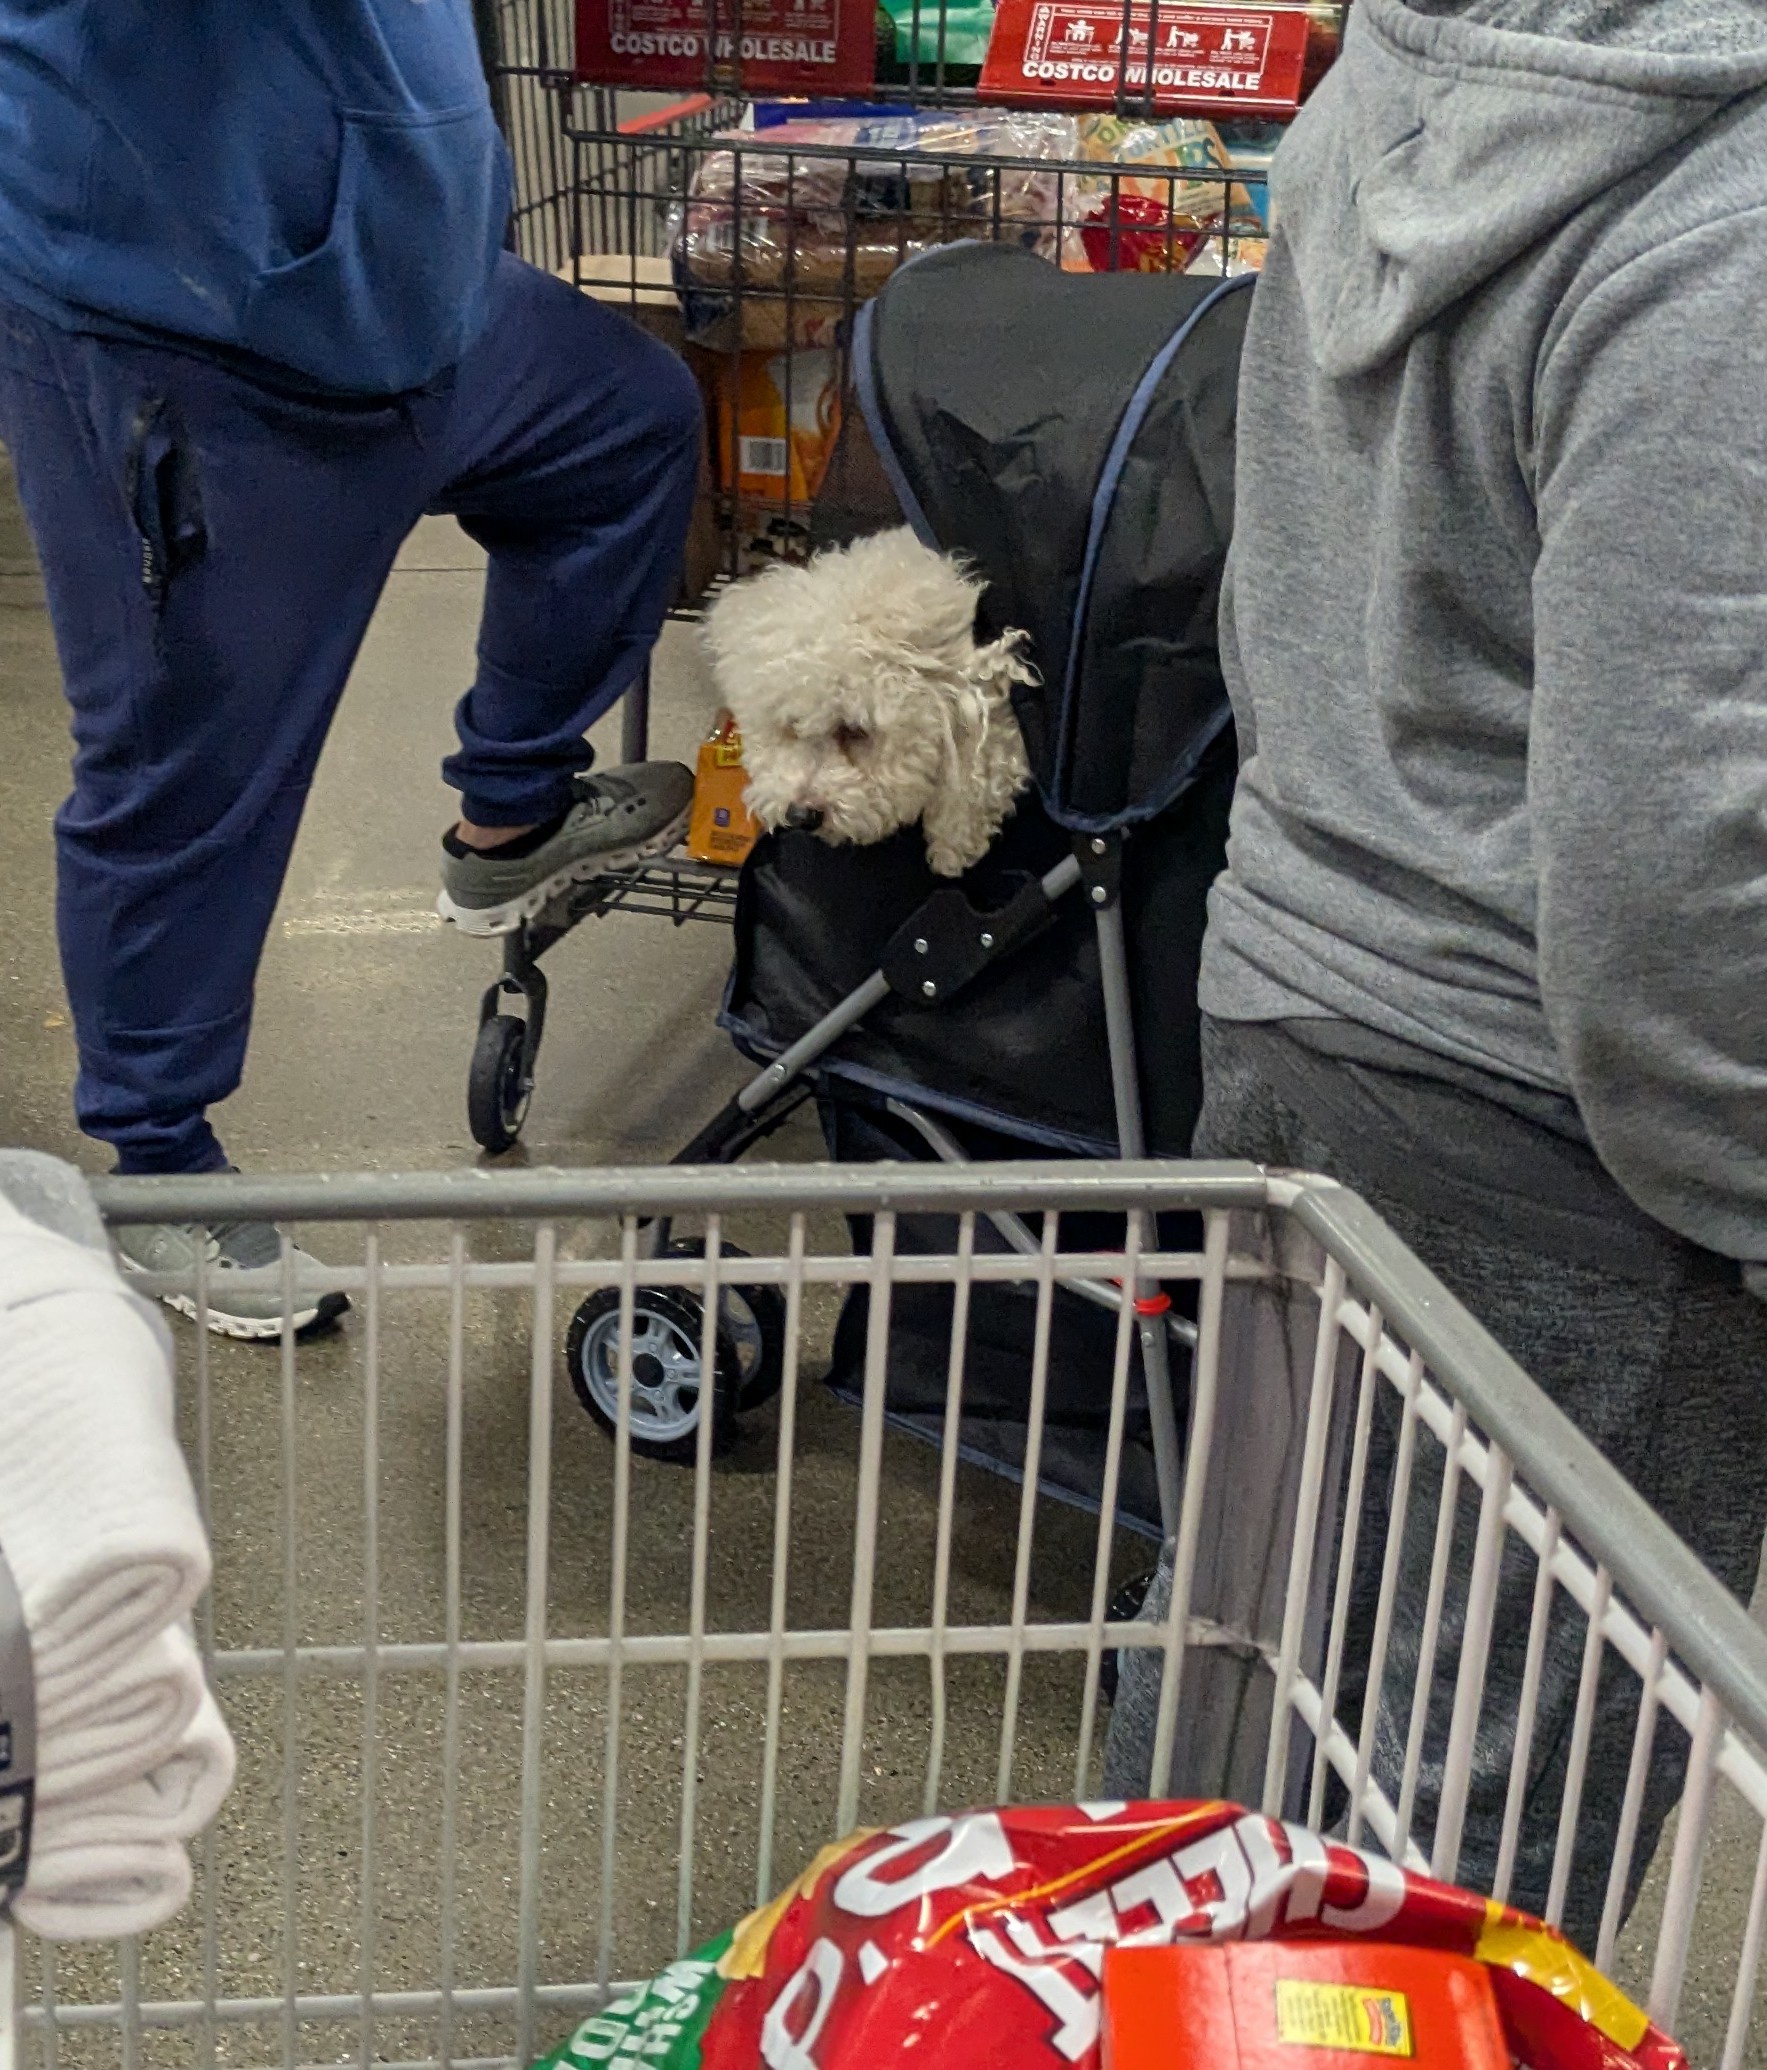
[{"x1": 697, "y1": 1803, "x2": 1684, "y2": 2070}]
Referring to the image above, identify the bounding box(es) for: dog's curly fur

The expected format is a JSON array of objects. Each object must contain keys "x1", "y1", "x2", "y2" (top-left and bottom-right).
[{"x1": 703, "y1": 527, "x2": 1035, "y2": 878}]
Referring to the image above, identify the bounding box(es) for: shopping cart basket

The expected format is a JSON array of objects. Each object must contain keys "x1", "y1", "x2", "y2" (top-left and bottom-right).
[{"x1": 22, "y1": 1159, "x2": 1767, "y2": 2070}]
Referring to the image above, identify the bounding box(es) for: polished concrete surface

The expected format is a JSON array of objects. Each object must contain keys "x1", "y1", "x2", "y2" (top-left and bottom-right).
[
  {"x1": 2, "y1": 519, "x2": 1763, "y2": 2068},
  {"x1": 0, "y1": 519, "x2": 1145, "y2": 2069}
]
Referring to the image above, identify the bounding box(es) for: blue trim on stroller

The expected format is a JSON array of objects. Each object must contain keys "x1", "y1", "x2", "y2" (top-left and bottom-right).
[
  {"x1": 853, "y1": 289, "x2": 940, "y2": 552},
  {"x1": 1049, "y1": 698, "x2": 1235, "y2": 837},
  {"x1": 1053, "y1": 270, "x2": 1254, "y2": 817},
  {"x1": 856, "y1": 261, "x2": 1250, "y2": 834}
]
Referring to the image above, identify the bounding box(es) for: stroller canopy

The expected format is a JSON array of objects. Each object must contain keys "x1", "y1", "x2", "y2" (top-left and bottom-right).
[{"x1": 853, "y1": 242, "x2": 1251, "y2": 833}]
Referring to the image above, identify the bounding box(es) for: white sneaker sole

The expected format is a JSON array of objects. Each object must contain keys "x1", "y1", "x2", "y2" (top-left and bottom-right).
[
  {"x1": 435, "y1": 809, "x2": 692, "y2": 938},
  {"x1": 160, "y1": 1289, "x2": 350, "y2": 1341}
]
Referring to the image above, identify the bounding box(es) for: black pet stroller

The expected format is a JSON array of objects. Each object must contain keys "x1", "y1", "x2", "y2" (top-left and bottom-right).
[{"x1": 563, "y1": 241, "x2": 1252, "y2": 1541}]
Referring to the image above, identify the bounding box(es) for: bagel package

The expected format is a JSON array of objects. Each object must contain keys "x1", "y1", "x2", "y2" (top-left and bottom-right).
[{"x1": 533, "y1": 1801, "x2": 1684, "y2": 2070}]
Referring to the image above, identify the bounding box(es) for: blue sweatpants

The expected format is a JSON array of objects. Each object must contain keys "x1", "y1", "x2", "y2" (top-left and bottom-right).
[{"x1": 0, "y1": 255, "x2": 701, "y2": 1174}]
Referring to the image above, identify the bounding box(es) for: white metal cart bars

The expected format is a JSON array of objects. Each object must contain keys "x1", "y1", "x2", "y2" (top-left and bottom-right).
[{"x1": 18, "y1": 1160, "x2": 1767, "y2": 2070}]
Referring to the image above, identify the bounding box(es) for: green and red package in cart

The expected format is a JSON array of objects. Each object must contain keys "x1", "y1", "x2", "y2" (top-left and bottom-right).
[{"x1": 534, "y1": 1802, "x2": 1684, "y2": 2070}]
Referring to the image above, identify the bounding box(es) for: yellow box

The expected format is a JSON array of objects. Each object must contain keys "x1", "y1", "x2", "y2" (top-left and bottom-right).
[
  {"x1": 687, "y1": 711, "x2": 761, "y2": 866},
  {"x1": 711, "y1": 347, "x2": 843, "y2": 508}
]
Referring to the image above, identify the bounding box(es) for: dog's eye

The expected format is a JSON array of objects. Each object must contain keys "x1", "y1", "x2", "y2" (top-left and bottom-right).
[{"x1": 833, "y1": 724, "x2": 870, "y2": 751}]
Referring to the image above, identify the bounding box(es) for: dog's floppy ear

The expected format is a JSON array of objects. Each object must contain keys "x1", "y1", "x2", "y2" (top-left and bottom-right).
[{"x1": 921, "y1": 631, "x2": 1034, "y2": 878}]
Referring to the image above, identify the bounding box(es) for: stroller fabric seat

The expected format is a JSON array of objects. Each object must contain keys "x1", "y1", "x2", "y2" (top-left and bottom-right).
[{"x1": 722, "y1": 736, "x2": 1237, "y2": 1157}]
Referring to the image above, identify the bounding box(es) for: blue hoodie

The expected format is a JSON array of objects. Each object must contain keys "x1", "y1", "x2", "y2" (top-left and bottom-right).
[{"x1": 0, "y1": 0, "x2": 513, "y2": 395}]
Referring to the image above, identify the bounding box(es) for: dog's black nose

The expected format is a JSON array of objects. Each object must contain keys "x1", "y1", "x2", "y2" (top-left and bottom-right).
[{"x1": 784, "y1": 805, "x2": 824, "y2": 834}]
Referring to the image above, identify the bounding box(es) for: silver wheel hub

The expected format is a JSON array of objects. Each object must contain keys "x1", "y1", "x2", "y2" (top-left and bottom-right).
[
  {"x1": 578, "y1": 1283, "x2": 766, "y2": 1441},
  {"x1": 581, "y1": 1306, "x2": 704, "y2": 1443}
]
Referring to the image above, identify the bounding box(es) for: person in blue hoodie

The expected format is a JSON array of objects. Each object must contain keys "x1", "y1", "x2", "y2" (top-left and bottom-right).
[{"x1": 0, "y1": 0, "x2": 704, "y2": 1335}]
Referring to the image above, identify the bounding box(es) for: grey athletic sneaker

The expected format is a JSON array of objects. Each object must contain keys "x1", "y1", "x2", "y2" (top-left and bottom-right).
[
  {"x1": 436, "y1": 763, "x2": 695, "y2": 937},
  {"x1": 113, "y1": 1216, "x2": 350, "y2": 1340}
]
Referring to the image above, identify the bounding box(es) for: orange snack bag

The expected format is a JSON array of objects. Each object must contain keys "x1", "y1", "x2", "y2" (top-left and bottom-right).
[{"x1": 687, "y1": 710, "x2": 760, "y2": 866}]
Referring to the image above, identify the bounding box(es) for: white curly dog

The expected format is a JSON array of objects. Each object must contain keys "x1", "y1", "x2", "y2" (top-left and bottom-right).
[{"x1": 702, "y1": 527, "x2": 1035, "y2": 879}]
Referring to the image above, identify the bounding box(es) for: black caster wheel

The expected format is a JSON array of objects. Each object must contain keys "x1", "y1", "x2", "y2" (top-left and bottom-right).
[
  {"x1": 469, "y1": 1013, "x2": 531, "y2": 1154},
  {"x1": 565, "y1": 1241, "x2": 787, "y2": 1463},
  {"x1": 567, "y1": 1281, "x2": 739, "y2": 1465},
  {"x1": 1100, "y1": 1566, "x2": 1158, "y2": 1707}
]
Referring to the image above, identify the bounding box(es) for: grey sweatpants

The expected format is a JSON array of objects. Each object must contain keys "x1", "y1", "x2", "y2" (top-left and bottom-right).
[{"x1": 1104, "y1": 1017, "x2": 1767, "y2": 1951}]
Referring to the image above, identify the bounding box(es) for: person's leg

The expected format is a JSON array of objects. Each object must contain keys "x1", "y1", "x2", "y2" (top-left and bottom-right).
[
  {"x1": 0, "y1": 303, "x2": 427, "y2": 1174},
  {"x1": 1105, "y1": 1017, "x2": 1767, "y2": 1951},
  {"x1": 431, "y1": 255, "x2": 702, "y2": 834},
  {"x1": 1365, "y1": 1224, "x2": 1767, "y2": 1942}
]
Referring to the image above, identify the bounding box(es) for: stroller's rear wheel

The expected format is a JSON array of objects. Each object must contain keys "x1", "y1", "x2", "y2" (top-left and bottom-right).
[
  {"x1": 566, "y1": 1239, "x2": 783, "y2": 1463},
  {"x1": 660, "y1": 1239, "x2": 787, "y2": 1410},
  {"x1": 568, "y1": 1285, "x2": 737, "y2": 1463},
  {"x1": 468, "y1": 1013, "x2": 531, "y2": 1154}
]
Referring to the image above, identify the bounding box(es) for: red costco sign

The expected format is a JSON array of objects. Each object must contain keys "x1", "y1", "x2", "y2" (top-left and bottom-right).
[
  {"x1": 576, "y1": 0, "x2": 874, "y2": 89},
  {"x1": 980, "y1": 1, "x2": 1308, "y2": 112}
]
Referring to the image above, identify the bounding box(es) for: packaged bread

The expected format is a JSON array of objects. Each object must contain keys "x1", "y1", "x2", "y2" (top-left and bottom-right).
[{"x1": 672, "y1": 110, "x2": 1078, "y2": 348}]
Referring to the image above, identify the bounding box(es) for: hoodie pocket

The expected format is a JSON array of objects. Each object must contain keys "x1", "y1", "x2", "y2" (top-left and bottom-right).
[{"x1": 240, "y1": 105, "x2": 511, "y2": 395}]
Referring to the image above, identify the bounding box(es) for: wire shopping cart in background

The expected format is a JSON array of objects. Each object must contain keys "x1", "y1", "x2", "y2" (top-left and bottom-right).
[
  {"x1": 15, "y1": 1159, "x2": 1767, "y2": 2070},
  {"x1": 452, "y1": 0, "x2": 1297, "y2": 1153}
]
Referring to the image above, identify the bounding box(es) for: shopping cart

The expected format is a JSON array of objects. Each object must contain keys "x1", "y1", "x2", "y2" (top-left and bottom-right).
[{"x1": 19, "y1": 1159, "x2": 1767, "y2": 2070}]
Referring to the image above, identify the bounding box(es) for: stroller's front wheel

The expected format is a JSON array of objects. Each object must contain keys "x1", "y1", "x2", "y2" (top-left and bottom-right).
[{"x1": 468, "y1": 1013, "x2": 532, "y2": 1154}]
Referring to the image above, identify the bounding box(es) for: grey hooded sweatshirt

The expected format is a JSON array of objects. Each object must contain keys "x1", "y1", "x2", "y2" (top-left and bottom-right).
[{"x1": 1201, "y1": 0, "x2": 1767, "y2": 1262}]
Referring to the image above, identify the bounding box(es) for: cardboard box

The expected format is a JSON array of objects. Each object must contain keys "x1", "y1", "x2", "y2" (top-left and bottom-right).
[
  {"x1": 687, "y1": 711, "x2": 761, "y2": 864},
  {"x1": 707, "y1": 346, "x2": 843, "y2": 509},
  {"x1": 1102, "y1": 1942, "x2": 1509, "y2": 2070}
]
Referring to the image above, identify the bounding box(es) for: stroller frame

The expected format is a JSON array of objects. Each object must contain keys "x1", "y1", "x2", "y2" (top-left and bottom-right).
[{"x1": 677, "y1": 828, "x2": 1192, "y2": 1530}]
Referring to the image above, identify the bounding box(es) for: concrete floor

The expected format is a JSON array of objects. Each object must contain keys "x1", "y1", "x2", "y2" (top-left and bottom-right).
[
  {"x1": 0, "y1": 519, "x2": 1145, "y2": 2070},
  {"x1": 2, "y1": 519, "x2": 1764, "y2": 2069}
]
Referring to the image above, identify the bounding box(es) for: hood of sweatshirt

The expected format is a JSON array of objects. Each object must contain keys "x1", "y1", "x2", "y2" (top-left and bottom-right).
[{"x1": 1275, "y1": 0, "x2": 1767, "y2": 374}]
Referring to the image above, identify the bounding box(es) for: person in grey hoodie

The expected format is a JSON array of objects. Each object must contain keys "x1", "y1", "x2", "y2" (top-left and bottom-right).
[{"x1": 1106, "y1": 0, "x2": 1767, "y2": 1951}]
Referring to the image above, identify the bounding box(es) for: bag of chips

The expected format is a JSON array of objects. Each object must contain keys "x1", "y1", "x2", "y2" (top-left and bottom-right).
[{"x1": 532, "y1": 1802, "x2": 1685, "y2": 2070}]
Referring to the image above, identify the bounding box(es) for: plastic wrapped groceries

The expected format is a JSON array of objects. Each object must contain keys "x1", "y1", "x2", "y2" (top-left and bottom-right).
[
  {"x1": 670, "y1": 110, "x2": 1079, "y2": 347},
  {"x1": 1070, "y1": 112, "x2": 1230, "y2": 271},
  {"x1": 528, "y1": 1803, "x2": 1686, "y2": 2070},
  {"x1": 1068, "y1": 113, "x2": 1272, "y2": 273}
]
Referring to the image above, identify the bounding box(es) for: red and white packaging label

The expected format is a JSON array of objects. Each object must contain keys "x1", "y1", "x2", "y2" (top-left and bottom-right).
[
  {"x1": 576, "y1": 0, "x2": 874, "y2": 91},
  {"x1": 979, "y1": 1, "x2": 1308, "y2": 112}
]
